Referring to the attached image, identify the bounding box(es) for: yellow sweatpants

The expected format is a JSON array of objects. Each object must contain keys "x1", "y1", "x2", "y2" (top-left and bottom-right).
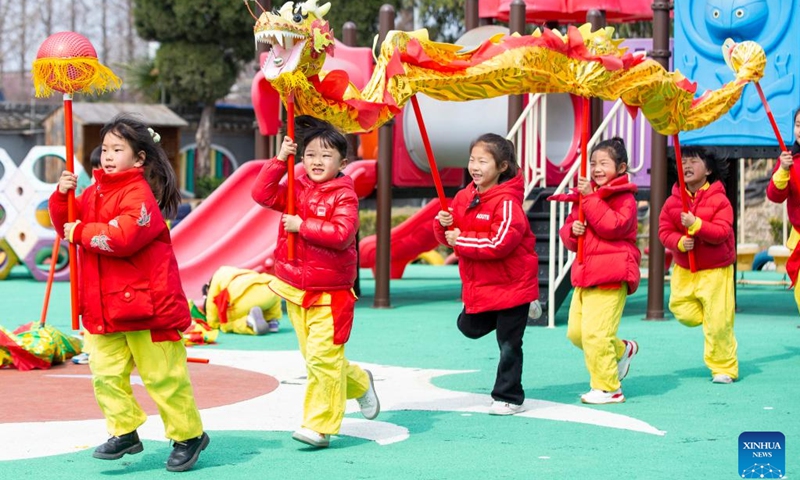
[
  {"x1": 567, "y1": 286, "x2": 627, "y2": 392},
  {"x1": 88, "y1": 330, "x2": 204, "y2": 441},
  {"x1": 669, "y1": 264, "x2": 738, "y2": 379},
  {"x1": 286, "y1": 301, "x2": 369, "y2": 435}
]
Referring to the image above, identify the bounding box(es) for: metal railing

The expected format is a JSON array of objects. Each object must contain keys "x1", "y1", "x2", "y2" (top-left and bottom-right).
[{"x1": 506, "y1": 93, "x2": 548, "y2": 198}]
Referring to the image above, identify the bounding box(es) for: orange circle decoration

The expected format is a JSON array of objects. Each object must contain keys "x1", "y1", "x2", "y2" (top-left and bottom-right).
[{"x1": 32, "y1": 32, "x2": 122, "y2": 97}]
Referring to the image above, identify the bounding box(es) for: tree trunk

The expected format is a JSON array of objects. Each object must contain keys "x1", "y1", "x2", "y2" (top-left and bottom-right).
[{"x1": 194, "y1": 104, "x2": 216, "y2": 180}]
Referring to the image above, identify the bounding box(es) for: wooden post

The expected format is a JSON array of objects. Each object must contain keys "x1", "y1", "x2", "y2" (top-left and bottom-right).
[
  {"x1": 507, "y1": 0, "x2": 525, "y2": 130},
  {"x1": 374, "y1": 4, "x2": 395, "y2": 308},
  {"x1": 465, "y1": 0, "x2": 479, "y2": 31},
  {"x1": 645, "y1": 0, "x2": 672, "y2": 320}
]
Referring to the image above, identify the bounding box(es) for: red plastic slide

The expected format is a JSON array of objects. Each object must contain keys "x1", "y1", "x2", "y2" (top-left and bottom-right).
[
  {"x1": 359, "y1": 198, "x2": 449, "y2": 279},
  {"x1": 173, "y1": 159, "x2": 377, "y2": 302}
]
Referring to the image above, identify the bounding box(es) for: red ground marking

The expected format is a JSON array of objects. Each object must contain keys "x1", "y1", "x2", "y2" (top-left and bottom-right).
[{"x1": 0, "y1": 361, "x2": 279, "y2": 423}]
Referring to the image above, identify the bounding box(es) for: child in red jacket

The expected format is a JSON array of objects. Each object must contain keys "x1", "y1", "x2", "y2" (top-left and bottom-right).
[
  {"x1": 49, "y1": 114, "x2": 208, "y2": 472},
  {"x1": 659, "y1": 146, "x2": 738, "y2": 384},
  {"x1": 251, "y1": 116, "x2": 379, "y2": 448},
  {"x1": 434, "y1": 133, "x2": 539, "y2": 416},
  {"x1": 766, "y1": 106, "x2": 800, "y2": 309},
  {"x1": 549, "y1": 137, "x2": 641, "y2": 405}
]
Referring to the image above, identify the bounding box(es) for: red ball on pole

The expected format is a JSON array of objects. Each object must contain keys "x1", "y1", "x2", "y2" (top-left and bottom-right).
[{"x1": 32, "y1": 31, "x2": 121, "y2": 97}]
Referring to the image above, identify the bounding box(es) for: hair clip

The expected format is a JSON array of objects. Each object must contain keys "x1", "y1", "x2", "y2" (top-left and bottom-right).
[{"x1": 147, "y1": 127, "x2": 161, "y2": 143}]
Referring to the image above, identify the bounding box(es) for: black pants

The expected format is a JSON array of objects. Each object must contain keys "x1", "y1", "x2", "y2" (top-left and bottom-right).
[{"x1": 457, "y1": 302, "x2": 529, "y2": 405}]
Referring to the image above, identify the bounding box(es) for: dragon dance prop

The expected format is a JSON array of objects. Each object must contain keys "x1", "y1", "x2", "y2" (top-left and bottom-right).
[
  {"x1": 250, "y1": 0, "x2": 766, "y2": 261},
  {"x1": 32, "y1": 32, "x2": 122, "y2": 330},
  {"x1": 0, "y1": 324, "x2": 81, "y2": 370},
  {"x1": 251, "y1": 1, "x2": 765, "y2": 136}
]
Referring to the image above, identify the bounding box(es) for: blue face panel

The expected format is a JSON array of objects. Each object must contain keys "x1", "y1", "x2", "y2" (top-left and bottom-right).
[{"x1": 674, "y1": 0, "x2": 799, "y2": 146}]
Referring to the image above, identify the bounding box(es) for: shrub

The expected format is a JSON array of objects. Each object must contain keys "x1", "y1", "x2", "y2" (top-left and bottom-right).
[
  {"x1": 194, "y1": 175, "x2": 226, "y2": 198},
  {"x1": 768, "y1": 217, "x2": 784, "y2": 245}
]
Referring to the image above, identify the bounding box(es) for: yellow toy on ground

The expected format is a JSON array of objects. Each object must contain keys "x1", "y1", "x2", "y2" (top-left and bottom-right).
[{"x1": 204, "y1": 266, "x2": 283, "y2": 335}]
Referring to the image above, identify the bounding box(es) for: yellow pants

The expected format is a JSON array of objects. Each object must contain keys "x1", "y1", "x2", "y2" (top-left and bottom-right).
[
  {"x1": 88, "y1": 330, "x2": 204, "y2": 441},
  {"x1": 287, "y1": 301, "x2": 369, "y2": 435},
  {"x1": 567, "y1": 286, "x2": 627, "y2": 392},
  {"x1": 669, "y1": 264, "x2": 738, "y2": 379}
]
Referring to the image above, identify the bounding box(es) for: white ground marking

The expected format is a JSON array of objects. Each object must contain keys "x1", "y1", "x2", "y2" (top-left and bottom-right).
[{"x1": 0, "y1": 349, "x2": 664, "y2": 460}]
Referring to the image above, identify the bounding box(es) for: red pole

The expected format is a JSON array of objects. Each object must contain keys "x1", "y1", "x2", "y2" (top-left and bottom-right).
[
  {"x1": 409, "y1": 96, "x2": 448, "y2": 210},
  {"x1": 577, "y1": 97, "x2": 589, "y2": 264},
  {"x1": 286, "y1": 95, "x2": 296, "y2": 260},
  {"x1": 64, "y1": 94, "x2": 80, "y2": 330},
  {"x1": 672, "y1": 134, "x2": 697, "y2": 273},
  {"x1": 187, "y1": 357, "x2": 210, "y2": 364},
  {"x1": 39, "y1": 236, "x2": 62, "y2": 327},
  {"x1": 754, "y1": 82, "x2": 788, "y2": 152}
]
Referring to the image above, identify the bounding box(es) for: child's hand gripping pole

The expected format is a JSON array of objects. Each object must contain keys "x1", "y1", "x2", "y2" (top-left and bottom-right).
[
  {"x1": 754, "y1": 83, "x2": 800, "y2": 196},
  {"x1": 672, "y1": 134, "x2": 697, "y2": 273},
  {"x1": 286, "y1": 94, "x2": 296, "y2": 260},
  {"x1": 410, "y1": 96, "x2": 449, "y2": 215},
  {"x1": 577, "y1": 97, "x2": 589, "y2": 264},
  {"x1": 64, "y1": 94, "x2": 80, "y2": 329}
]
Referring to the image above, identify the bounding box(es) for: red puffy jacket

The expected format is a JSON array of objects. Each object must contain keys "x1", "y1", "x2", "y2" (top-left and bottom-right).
[
  {"x1": 659, "y1": 181, "x2": 734, "y2": 270},
  {"x1": 49, "y1": 168, "x2": 190, "y2": 336},
  {"x1": 433, "y1": 173, "x2": 539, "y2": 313},
  {"x1": 550, "y1": 175, "x2": 641, "y2": 294},
  {"x1": 252, "y1": 158, "x2": 358, "y2": 291}
]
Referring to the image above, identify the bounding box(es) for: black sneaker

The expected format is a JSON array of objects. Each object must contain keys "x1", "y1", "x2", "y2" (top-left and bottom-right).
[
  {"x1": 166, "y1": 432, "x2": 210, "y2": 472},
  {"x1": 92, "y1": 430, "x2": 144, "y2": 460}
]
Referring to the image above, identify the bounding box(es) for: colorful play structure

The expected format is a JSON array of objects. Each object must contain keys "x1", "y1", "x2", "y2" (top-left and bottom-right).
[
  {"x1": 2, "y1": 0, "x2": 799, "y2": 327},
  {"x1": 0, "y1": 147, "x2": 84, "y2": 282}
]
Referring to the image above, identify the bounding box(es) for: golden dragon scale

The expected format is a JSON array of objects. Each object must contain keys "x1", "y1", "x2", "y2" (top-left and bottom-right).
[{"x1": 254, "y1": 1, "x2": 766, "y2": 135}]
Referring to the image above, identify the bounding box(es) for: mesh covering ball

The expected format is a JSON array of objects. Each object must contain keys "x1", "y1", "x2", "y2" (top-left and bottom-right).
[{"x1": 32, "y1": 31, "x2": 121, "y2": 97}]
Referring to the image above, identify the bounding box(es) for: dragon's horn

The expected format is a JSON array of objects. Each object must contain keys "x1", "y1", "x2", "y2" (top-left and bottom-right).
[
  {"x1": 317, "y1": 2, "x2": 331, "y2": 17},
  {"x1": 243, "y1": 0, "x2": 259, "y2": 20}
]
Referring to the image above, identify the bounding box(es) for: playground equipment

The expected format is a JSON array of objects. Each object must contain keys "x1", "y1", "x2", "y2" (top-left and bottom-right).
[
  {"x1": 172, "y1": 159, "x2": 377, "y2": 301},
  {"x1": 674, "y1": 0, "x2": 800, "y2": 147},
  {"x1": 0, "y1": 146, "x2": 84, "y2": 281}
]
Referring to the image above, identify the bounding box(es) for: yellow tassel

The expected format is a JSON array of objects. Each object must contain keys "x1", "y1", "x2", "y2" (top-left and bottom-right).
[{"x1": 31, "y1": 57, "x2": 122, "y2": 97}]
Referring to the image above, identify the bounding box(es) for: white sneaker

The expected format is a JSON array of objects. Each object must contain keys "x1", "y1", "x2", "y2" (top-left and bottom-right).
[
  {"x1": 712, "y1": 374, "x2": 734, "y2": 384},
  {"x1": 357, "y1": 370, "x2": 380, "y2": 420},
  {"x1": 291, "y1": 428, "x2": 330, "y2": 448},
  {"x1": 528, "y1": 300, "x2": 542, "y2": 320},
  {"x1": 617, "y1": 339, "x2": 639, "y2": 381},
  {"x1": 580, "y1": 388, "x2": 625, "y2": 404},
  {"x1": 246, "y1": 307, "x2": 269, "y2": 335},
  {"x1": 489, "y1": 401, "x2": 525, "y2": 415}
]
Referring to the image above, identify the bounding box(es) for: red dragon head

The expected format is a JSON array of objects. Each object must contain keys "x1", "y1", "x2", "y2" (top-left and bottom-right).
[{"x1": 249, "y1": 0, "x2": 335, "y2": 80}]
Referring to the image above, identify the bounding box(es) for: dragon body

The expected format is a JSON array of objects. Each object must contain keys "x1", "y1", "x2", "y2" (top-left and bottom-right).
[{"x1": 251, "y1": 0, "x2": 766, "y2": 135}]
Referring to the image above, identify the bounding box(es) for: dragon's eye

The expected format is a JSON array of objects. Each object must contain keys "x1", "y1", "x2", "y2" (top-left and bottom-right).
[
  {"x1": 735, "y1": 8, "x2": 744, "y2": 18},
  {"x1": 712, "y1": 9, "x2": 720, "y2": 18},
  {"x1": 293, "y1": 13, "x2": 303, "y2": 22}
]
